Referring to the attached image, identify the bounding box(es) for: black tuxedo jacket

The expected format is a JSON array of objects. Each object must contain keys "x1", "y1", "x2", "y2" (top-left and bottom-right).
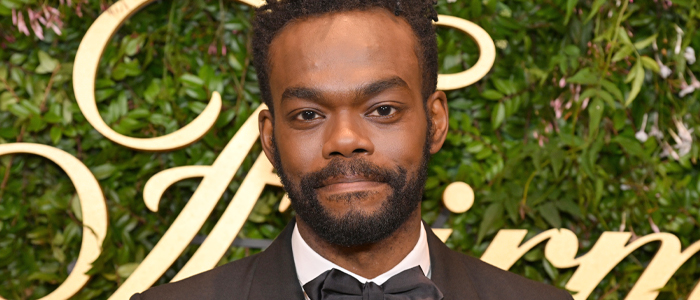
[{"x1": 131, "y1": 220, "x2": 572, "y2": 300}]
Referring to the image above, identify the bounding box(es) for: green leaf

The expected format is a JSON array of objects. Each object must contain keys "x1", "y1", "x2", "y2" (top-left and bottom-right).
[
  {"x1": 0, "y1": 91, "x2": 18, "y2": 111},
  {"x1": 491, "y1": 102, "x2": 505, "y2": 129},
  {"x1": 555, "y1": 199, "x2": 582, "y2": 218},
  {"x1": 185, "y1": 87, "x2": 207, "y2": 101},
  {"x1": 625, "y1": 62, "x2": 644, "y2": 106},
  {"x1": 611, "y1": 45, "x2": 634, "y2": 62},
  {"x1": 91, "y1": 164, "x2": 116, "y2": 180},
  {"x1": 112, "y1": 59, "x2": 141, "y2": 80},
  {"x1": 96, "y1": 88, "x2": 117, "y2": 102},
  {"x1": 228, "y1": 54, "x2": 243, "y2": 71},
  {"x1": 493, "y1": 79, "x2": 517, "y2": 95},
  {"x1": 624, "y1": 64, "x2": 637, "y2": 83},
  {"x1": 0, "y1": 65, "x2": 7, "y2": 81},
  {"x1": 477, "y1": 202, "x2": 504, "y2": 244},
  {"x1": 588, "y1": 98, "x2": 604, "y2": 139},
  {"x1": 616, "y1": 26, "x2": 632, "y2": 45},
  {"x1": 550, "y1": 148, "x2": 565, "y2": 178},
  {"x1": 543, "y1": 258, "x2": 560, "y2": 280},
  {"x1": 564, "y1": 0, "x2": 578, "y2": 25},
  {"x1": 71, "y1": 194, "x2": 82, "y2": 221},
  {"x1": 44, "y1": 104, "x2": 62, "y2": 124},
  {"x1": 633, "y1": 34, "x2": 658, "y2": 50},
  {"x1": 8, "y1": 103, "x2": 31, "y2": 118},
  {"x1": 470, "y1": 0, "x2": 483, "y2": 18},
  {"x1": 188, "y1": 101, "x2": 208, "y2": 114},
  {"x1": 53, "y1": 247, "x2": 66, "y2": 263},
  {"x1": 567, "y1": 68, "x2": 597, "y2": 85},
  {"x1": 20, "y1": 100, "x2": 41, "y2": 116},
  {"x1": 443, "y1": 54, "x2": 463, "y2": 71},
  {"x1": 539, "y1": 202, "x2": 562, "y2": 228},
  {"x1": 180, "y1": 73, "x2": 205, "y2": 86},
  {"x1": 35, "y1": 51, "x2": 59, "y2": 74},
  {"x1": 123, "y1": 35, "x2": 145, "y2": 56},
  {"x1": 597, "y1": 89, "x2": 615, "y2": 107},
  {"x1": 579, "y1": 88, "x2": 598, "y2": 101},
  {"x1": 117, "y1": 263, "x2": 140, "y2": 278},
  {"x1": 612, "y1": 136, "x2": 646, "y2": 158},
  {"x1": 584, "y1": 0, "x2": 606, "y2": 23},
  {"x1": 143, "y1": 79, "x2": 161, "y2": 103},
  {"x1": 466, "y1": 142, "x2": 484, "y2": 153},
  {"x1": 481, "y1": 89, "x2": 504, "y2": 100},
  {"x1": 600, "y1": 80, "x2": 623, "y2": 101},
  {"x1": 49, "y1": 126, "x2": 62, "y2": 145},
  {"x1": 563, "y1": 45, "x2": 580, "y2": 57},
  {"x1": 524, "y1": 266, "x2": 544, "y2": 282},
  {"x1": 640, "y1": 56, "x2": 660, "y2": 73}
]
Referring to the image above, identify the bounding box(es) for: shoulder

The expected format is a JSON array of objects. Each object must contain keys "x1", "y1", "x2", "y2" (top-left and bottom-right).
[
  {"x1": 449, "y1": 250, "x2": 572, "y2": 300},
  {"x1": 130, "y1": 254, "x2": 260, "y2": 300}
]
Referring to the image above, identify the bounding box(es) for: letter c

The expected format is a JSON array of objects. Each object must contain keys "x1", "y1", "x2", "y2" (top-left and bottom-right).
[{"x1": 0, "y1": 143, "x2": 108, "y2": 300}]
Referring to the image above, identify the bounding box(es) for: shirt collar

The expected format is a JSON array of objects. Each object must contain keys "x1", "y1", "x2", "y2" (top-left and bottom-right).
[{"x1": 291, "y1": 221, "x2": 431, "y2": 286}]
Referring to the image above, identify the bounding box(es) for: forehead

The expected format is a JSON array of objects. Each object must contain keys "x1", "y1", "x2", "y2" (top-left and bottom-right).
[{"x1": 267, "y1": 8, "x2": 421, "y2": 101}]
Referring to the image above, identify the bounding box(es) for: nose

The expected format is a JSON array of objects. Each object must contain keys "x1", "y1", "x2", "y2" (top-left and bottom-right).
[{"x1": 322, "y1": 113, "x2": 374, "y2": 159}]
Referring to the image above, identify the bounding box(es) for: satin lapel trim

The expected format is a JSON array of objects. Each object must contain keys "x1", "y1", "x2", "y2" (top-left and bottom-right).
[
  {"x1": 248, "y1": 219, "x2": 306, "y2": 300},
  {"x1": 425, "y1": 222, "x2": 481, "y2": 300}
]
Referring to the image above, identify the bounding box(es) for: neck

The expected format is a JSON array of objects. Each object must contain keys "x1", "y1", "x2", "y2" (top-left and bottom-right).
[{"x1": 296, "y1": 209, "x2": 422, "y2": 279}]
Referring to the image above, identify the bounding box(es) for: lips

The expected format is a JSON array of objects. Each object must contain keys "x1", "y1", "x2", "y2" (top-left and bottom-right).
[
  {"x1": 299, "y1": 158, "x2": 395, "y2": 194},
  {"x1": 318, "y1": 175, "x2": 382, "y2": 188},
  {"x1": 314, "y1": 175, "x2": 388, "y2": 195}
]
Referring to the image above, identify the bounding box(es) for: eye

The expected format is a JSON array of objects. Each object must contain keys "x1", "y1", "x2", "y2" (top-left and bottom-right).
[
  {"x1": 296, "y1": 110, "x2": 321, "y2": 121},
  {"x1": 369, "y1": 105, "x2": 396, "y2": 117}
]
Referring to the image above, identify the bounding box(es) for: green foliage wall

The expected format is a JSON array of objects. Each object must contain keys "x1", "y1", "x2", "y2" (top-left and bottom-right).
[{"x1": 1, "y1": 0, "x2": 699, "y2": 299}]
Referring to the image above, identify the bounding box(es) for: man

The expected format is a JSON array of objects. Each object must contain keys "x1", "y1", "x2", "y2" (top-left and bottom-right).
[{"x1": 132, "y1": 0, "x2": 573, "y2": 299}]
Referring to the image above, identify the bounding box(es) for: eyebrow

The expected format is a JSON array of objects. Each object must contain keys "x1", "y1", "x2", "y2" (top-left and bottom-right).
[
  {"x1": 281, "y1": 86, "x2": 323, "y2": 102},
  {"x1": 355, "y1": 76, "x2": 409, "y2": 99},
  {"x1": 280, "y1": 76, "x2": 409, "y2": 103}
]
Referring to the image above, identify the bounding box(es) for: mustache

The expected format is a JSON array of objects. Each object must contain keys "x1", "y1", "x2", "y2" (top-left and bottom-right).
[{"x1": 301, "y1": 158, "x2": 403, "y2": 189}]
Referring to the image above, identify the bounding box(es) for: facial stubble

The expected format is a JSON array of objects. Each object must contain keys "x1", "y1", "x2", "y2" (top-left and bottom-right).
[{"x1": 272, "y1": 127, "x2": 431, "y2": 247}]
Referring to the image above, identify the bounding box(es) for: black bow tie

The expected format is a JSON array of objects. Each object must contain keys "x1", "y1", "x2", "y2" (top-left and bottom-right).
[{"x1": 303, "y1": 266, "x2": 444, "y2": 300}]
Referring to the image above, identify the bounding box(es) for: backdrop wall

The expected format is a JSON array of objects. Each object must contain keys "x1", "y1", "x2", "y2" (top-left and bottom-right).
[{"x1": 0, "y1": 0, "x2": 699, "y2": 299}]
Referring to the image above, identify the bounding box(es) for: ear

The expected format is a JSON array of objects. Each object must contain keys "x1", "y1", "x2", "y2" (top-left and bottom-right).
[
  {"x1": 427, "y1": 91, "x2": 448, "y2": 154},
  {"x1": 259, "y1": 109, "x2": 277, "y2": 168}
]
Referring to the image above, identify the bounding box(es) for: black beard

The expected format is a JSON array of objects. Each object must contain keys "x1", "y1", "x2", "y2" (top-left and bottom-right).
[{"x1": 272, "y1": 139, "x2": 431, "y2": 247}]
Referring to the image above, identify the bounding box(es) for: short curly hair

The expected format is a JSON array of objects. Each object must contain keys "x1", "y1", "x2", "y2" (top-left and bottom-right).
[{"x1": 252, "y1": 0, "x2": 439, "y2": 115}]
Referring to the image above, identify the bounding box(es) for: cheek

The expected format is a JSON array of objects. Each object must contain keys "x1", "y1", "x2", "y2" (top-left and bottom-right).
[
  {"x1": 370, "y1": 119, "x2": 428, "y2": 170},
  {"x1": 373, "y1": 127, "x2": 425, "y2": 171},
  {"x1": 274, "y1": 126, "x2": 322, "y2": 178}
]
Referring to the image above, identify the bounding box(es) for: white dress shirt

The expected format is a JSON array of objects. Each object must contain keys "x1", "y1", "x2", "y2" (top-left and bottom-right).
[{"x1": 291, "y1": 222, "x2": 431, "y2": 299}]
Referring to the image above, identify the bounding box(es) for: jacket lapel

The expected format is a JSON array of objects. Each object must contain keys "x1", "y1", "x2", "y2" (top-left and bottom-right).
[
  {"x1": 245, "y1": 219, "x2": 481, "y2": 299},
  {"x1": 426, "y1": 223, "x2": 481, "y2": 300},
  {"x1": 247, "y1": 219, "x2": 305, "y2": 300}
]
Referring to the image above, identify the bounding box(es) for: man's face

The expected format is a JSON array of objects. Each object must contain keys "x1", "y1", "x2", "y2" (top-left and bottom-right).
[{"x1": 259, "y1": 8, "x2": 447, "y2": 246}]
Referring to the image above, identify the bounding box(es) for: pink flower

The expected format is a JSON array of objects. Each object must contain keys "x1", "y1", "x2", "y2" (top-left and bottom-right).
[
  {"x1": 648, "y1": 217, "x2": 660, "y2": 233},
  {"x1": 17, "y1": 13, "x2": 30, "y2": 36},
  {"x1": 28, "y1": 9, "x2": 44, "y2": 40},
  {"x1": 49, "y1": 23, "x2": 62, "y2": 36},
  {"x1": 550, "y1": 98, "x2": 563, "y2": 119}
]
